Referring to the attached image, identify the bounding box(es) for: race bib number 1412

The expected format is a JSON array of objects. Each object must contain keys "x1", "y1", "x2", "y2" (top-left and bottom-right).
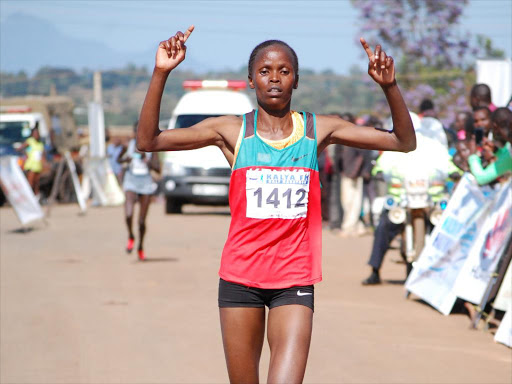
[{"x1": 246, "y1": 168, "x2": 310, "y2": 219}]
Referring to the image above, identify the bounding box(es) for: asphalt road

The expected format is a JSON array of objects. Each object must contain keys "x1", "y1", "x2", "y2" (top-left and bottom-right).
[{"x1": 1, "y1": 202, "x2": 511, "y2": 383}]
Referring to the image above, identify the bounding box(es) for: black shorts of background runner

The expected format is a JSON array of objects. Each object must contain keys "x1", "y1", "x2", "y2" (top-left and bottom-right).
[{"x1": 218, "y1": 278, "x2": 314, "y2": 311}]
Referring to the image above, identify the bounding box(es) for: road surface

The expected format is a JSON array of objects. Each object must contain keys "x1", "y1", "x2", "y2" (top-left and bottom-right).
[{"x1": 1, "y1": 203, "x2": 510, "y2": 383}]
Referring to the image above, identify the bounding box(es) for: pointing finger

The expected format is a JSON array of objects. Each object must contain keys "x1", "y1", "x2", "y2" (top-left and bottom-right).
[
  {"x1": 183, "y1": 25, "x2": 195, "y2": 42},
  {"x1": 360, "y1": 37, "x2": 374, "y2": 60}
]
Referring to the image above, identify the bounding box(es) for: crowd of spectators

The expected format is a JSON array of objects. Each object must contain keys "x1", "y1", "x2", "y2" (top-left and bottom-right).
[{"x1": 318, "y1": 83, "x2": 512, "y2": 287}]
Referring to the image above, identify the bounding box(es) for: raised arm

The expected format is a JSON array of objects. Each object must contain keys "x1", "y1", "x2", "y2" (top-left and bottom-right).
[
  {"x1": 136, "y1": 26, "x2": 239, "y2": 154},
  {"x1": 317, "y1": 38, "x2": 416, "y2": 153}
]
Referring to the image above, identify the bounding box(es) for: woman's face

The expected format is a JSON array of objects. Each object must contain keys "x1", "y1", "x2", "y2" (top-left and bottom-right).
[
  {"x1": 32, "y1": 128, "x2": 40, "y2": 140},
  {"x1": 249, "y1": 45, "x2": 298, "y2": 111}
]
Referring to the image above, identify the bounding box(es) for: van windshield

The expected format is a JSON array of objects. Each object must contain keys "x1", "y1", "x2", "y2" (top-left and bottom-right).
[
  {"x1": 175, "y1": 115, "x2": 222, "y2": 129},
  {"x1": 0, "y1": 121, "x2": 32, "y2": 145}
]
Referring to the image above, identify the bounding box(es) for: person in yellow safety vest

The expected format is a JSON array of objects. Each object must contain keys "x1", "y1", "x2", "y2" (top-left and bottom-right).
[
  {"x1": 362, "y1": 131, "x2": 451, "y2": 285},
  {"x1": 370, "y1": 149, "x2": 448, "y2": 203},
  {"x1": 19, "y1": 123, "x2": 45, "y2": 197}
]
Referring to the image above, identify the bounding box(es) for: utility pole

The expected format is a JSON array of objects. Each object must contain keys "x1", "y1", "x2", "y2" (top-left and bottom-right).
[{"x1": 93, "y1": 71, "x2": 103, "y2": 104}]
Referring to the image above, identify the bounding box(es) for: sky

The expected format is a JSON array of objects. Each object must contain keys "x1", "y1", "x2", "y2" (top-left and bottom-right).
[{"x1": 1, "y1": 0, "x2": 511, "y2": 75}]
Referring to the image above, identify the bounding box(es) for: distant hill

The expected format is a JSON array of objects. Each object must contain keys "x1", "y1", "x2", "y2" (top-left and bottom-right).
[{"x1": 0, "y1": 13, "x2": 207, "y2": 74}]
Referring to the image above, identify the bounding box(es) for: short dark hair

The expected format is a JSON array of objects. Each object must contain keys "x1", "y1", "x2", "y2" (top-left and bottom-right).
[
  {"x1": 473, "y1": 106, "x2": 491, "y2": 116},
  {"x1": 492, "y1": 107, "x2": 512, "y2": 129},
  {"x1": 470, "y1": 84, "x2": 492, "y2": 102},
  {"x1": 419, "y1": 99, "x2": 434, "y2": 112},
  {"x1": 248, "y1": 40, "x2": 299, "y2": 81}
]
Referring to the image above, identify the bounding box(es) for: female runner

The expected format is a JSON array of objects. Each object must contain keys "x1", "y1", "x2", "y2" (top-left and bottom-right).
[
  {"x1": 119, "y1": 123, "x2": 160, "y2": 261},
  {"x1": 137, "y1": 26, "x2": 415, "y2": 383}
]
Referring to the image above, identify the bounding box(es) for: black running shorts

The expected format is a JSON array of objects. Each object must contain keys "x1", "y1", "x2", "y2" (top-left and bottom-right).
[{"x1": 218, "y1": 279, "x2": 314, "y2": 311}]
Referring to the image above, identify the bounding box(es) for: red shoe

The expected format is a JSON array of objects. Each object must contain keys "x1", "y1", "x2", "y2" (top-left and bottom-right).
[
  {"x1": 138, "y1": 249, "x2": 145, "y2": 261},
  {"x1": 126, "y1": 238, "x2": 134, "y2": 253}
]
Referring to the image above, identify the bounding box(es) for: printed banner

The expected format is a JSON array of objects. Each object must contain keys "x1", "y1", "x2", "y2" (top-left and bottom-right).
[
  {"x1": 494, "y1": 305, "x2": 512, "y2": 348},
  {"x1": 0, "y1": 156, "x2": 44, "y2": 225},
  {"x1": 86, "y1": 157, "x2": 124, "y2": 206},
  {"x1": 453, "y1": 181, "x2": 512, "y2": 304},
  {"x1": 405, "y1": 174, "x2": 494, "y2": 315},
  {"x1": 494, "y1": 264, "x2": 512, "y2": 312},
  {"x1": 64, "y1": 151, "x2": 87, "y2": 213},
  {"x1": 88, "y1": 102, "x2": 106, "y2": 158}
]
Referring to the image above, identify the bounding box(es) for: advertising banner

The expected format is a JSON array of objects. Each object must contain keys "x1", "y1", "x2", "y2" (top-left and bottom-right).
[
  {"x1": 64, "y1": 151, "x2": 87, "y2": 213},
  {"x1": 476, "y1": 59, "x2": 512, "y2": 108},
  {"x1": 0, "y1": 156, "x2": 44, "y2": 225},
  {"x1": 86, "y1": 157, "x2": 124, "y2": 206},
  {"x1": 494, "y1": 305, "x2": 512, "y2": 348},
  {"x1": 494, "y1": 263, "x2": 512, "y2": 312},
  {"x1": 453, "y1": 181, "x2": 512, "y2": 304},
  {"x1": 405, "y1": 174, "x2": 493, "y2": 315},
  {"x1": 88, "y1": 102, "x2": 106, "y2": 158}
]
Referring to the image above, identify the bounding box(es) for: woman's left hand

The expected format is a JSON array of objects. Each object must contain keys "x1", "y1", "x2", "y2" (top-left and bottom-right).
[{"x1": 360, "y1": 37, "x2": 395, "y2": 88}]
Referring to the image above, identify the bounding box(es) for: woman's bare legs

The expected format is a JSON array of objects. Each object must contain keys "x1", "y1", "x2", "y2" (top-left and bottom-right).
[
  {"x1": 220, "y1": 307, "x2": 266, "y2": 384},
  {"x1": 124, "y1": 191, "x2": 137, "y2": 242},
  {"x1": 137, "y1": 194, "x2": 151, "y2": 251},
  {"x1": 26, "y1": 171, "x2": 40, "y2": 195},
  {"x1": 267, "y1": 305, "x2": 313, "y2": 384},
  {"x1": 220, "y1": 305, "x2": 313, "y2": 384}
]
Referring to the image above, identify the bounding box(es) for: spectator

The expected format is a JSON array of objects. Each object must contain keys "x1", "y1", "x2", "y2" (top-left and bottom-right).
[
  {"x1": 362, "y1": 115, "x2": 383, "y2": 228},
  {"x1": 318, "y1": 149, "x2": 331, "y2": 223},
  {"x1": 452, "y1": 140, "x2": 472, "y2": 174},
  {"x1": 326, "y1": 114, "x2": 344, "y2": 231},
  {"x1": 418, "y1": 98, "x2": 436, "y2": 118},
  {"x1": 468, "y1": 107, "x2": 512, "y2": 185},
  {"x1": 361, "y1": 117, "x2": 451, "y2": 285},
  {"x1": 473, "y1": 106, "x2": 493, "y2": 139},
  {"x1": 107, "y1": 134, "x2": 124, "y2": 185},
  {"x1": 470, "y1": 83, "x2": 497, "y2": 112},
  {"x1": 18, "y1": 123, "x2": 44, "y2": 198},
  {"x1": 453, "y1": 111, "x2": 474, "y2": 142},
  {"x1": 339, "y1": 112, "x2": 367, "y2": 237}
]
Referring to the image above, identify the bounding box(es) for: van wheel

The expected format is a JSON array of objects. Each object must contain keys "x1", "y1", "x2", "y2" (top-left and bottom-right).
[{"x1": 165, "y1": 197, "x2": 182, "y2": 214}]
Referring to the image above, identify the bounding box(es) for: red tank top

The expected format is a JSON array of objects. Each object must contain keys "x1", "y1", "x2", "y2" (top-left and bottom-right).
[{"x1": 219, "y1": 110, "x2": 322, "y2": 288}]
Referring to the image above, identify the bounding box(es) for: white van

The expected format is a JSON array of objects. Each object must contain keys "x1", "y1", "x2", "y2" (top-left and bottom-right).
[
  {"x1": 162, "y1": 80, "x2": 254, "y2": 213},
  {"x1": 0, "y1": 110, "x2": 49, "y2": 157}
]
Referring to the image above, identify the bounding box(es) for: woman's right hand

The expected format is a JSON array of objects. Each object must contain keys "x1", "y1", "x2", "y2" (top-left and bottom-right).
[{"x1": 155, "y1": 26, "x2": 194, "y2": 73}]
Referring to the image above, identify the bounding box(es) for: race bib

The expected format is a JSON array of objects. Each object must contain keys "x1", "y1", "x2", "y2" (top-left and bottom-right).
[
  {"x1": 131, "y1": 156, "x2": 149, "y2": 176},
  {"x1": 246, "y1": 168, "x2": 310, "y2": 219}
]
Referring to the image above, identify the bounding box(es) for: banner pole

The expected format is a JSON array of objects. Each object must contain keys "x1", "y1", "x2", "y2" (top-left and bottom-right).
[
  {"x1": 472, "y1": 237, "x2": 512, "y2": 329},
  {"x1": 45, "y1": 157, "x2": 66, "y2": 217}
]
